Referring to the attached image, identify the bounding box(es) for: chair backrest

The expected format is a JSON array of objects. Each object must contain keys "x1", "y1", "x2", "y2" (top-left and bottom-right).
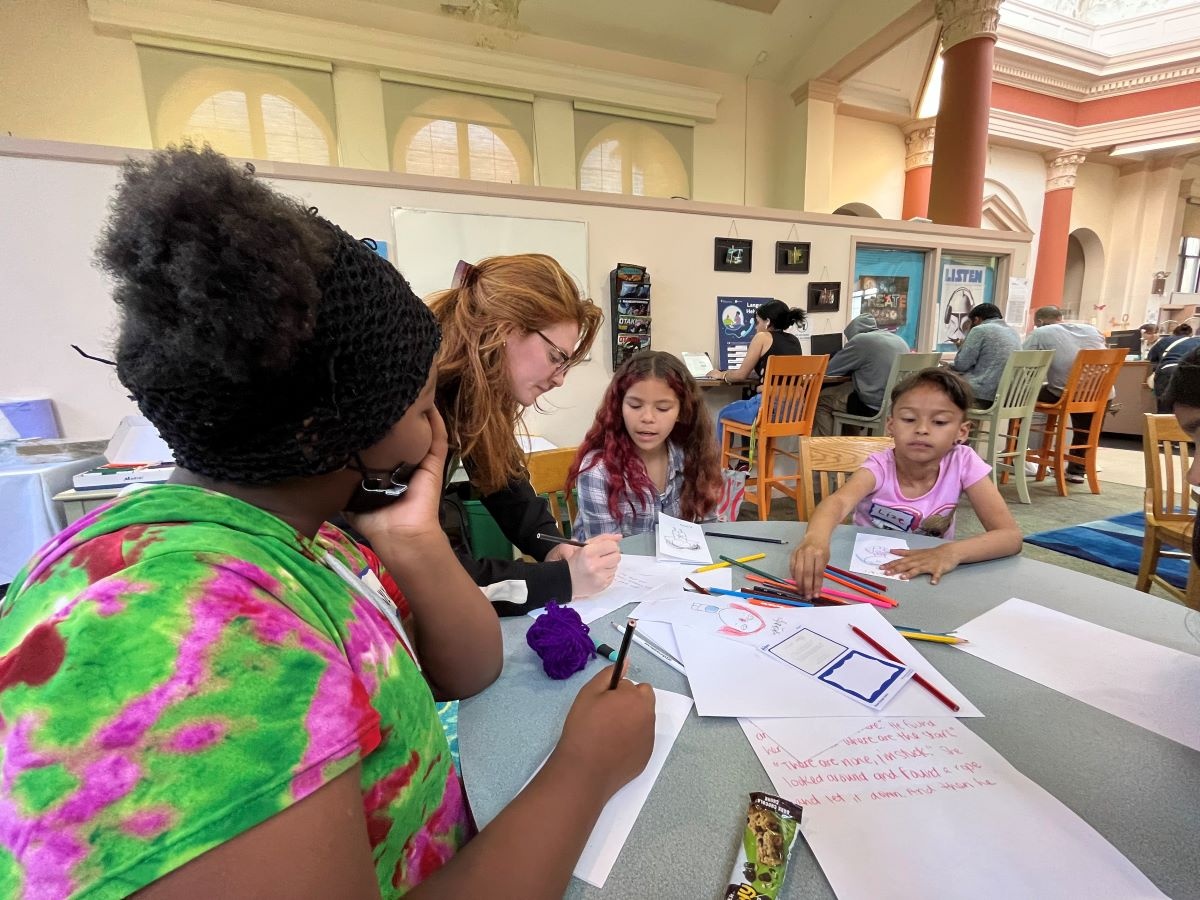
[
  {"x1": 756, "y1": 354, "x2": 829, "y2": 438},
  {"x1": 1143, "y1": 414, "x2": 1195, "y2": 525},
  {"x1": 526, "y1": 447, "x2": 579, "y2": 533},
  {"x1": 991, "y1": 350, "x2": 1056, "y2": 417},
  {"x1": 877, "y1": 352, "x2": 943, "y2": 422},
  {"x1": 798, "y1": 435, "x2": 895, "y2": 521},
  {"x1": 1062, "y1": 348, "x2": 1126, "y2": 413}
]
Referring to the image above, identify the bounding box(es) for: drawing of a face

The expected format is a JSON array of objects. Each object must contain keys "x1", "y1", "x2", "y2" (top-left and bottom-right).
[
  {"x1": 717, "y1": 603, "x2": 765, "y2": 636},
  {"x1": 857, "y1": 544, "x2": 899, "y2": 566}
]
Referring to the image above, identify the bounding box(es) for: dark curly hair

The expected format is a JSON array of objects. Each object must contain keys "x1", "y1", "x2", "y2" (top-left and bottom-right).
[
  {"x1": 95, "y1": 145, "x2": 440, "y2": 484},
  {"x1": 567, "y1": 351, "x2": 722, "y2": 526}
]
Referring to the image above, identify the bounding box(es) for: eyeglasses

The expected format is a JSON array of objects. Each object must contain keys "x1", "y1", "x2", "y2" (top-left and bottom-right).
[{"x1": 534, "y1": 330, "x2": 573, "y2": 375}]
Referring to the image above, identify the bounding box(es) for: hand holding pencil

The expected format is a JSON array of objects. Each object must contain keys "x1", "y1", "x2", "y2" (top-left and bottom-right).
[{"x1": 789, "y1": 536, "x2": 831, "y2": 599}]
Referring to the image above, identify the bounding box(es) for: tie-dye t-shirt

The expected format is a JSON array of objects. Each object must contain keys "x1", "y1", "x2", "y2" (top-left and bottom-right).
[{"x1": 0, "y1": 485, "x2": 472, "y2": 898}]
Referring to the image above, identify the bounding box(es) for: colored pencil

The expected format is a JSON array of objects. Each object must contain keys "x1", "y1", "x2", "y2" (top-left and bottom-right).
[
  {"x1": 822, "y1": 587, "x2": 895, "y2": 610},
  {"x1": 822, "y1": 571, "x2": 896, "y2": 606},
  {"x1": 694, "y1": 552, "x2": 766, "y2": 573},
  {"x1": 748, "y1": 598, "x2": 789, "y2": 609},
  {"x1": 718, "y1": 555, "x2": 790, "y2": 584},
  {"x1": 609, "y1": 618, "x2": 638, "y2": 689},
  {"x1": 535, "y1": 532, "x2": 587, "y2": 548},
  {"x1": 745, "y1": 573, "x2": 799, "y2": 592},
  {"x1": 707, "y1": 586, "x2": 813, "y2": 607},
  {"x1": 826, "y1": 563, "x2": 888, "y2": 592},
  {"x1": 850, "y1": 625, "x2": 960, "y2": 713},
  {"x1": 893, "y1": 625, "x2": 958, "y2": 637},
  {"x1": 684, "y1": 577, "x2": 711, "y2": 595},
  {"x1": 898, "y1": 632, "x2": 969, "y2": 645},
  {"x1": 702, "y1": 531, "x2": 789, "y2": 545},
  {"x1": 613, "y1": 622, "x2": 685, "y2": 675}
]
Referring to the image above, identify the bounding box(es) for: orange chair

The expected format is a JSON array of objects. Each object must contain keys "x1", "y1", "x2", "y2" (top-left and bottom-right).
[
  {"x1": 526, "y1": 447, "x2": 579, "y2": 537},
  {"x1": 1137, "y1": 414, "x2": 1200, "y2": 610},
  {"x1": 1026, "y1": 347, "x2": 1125, "y2": 496},
  {"x1": 720, "y1": 354, "x2": 828, "y2": 520}
]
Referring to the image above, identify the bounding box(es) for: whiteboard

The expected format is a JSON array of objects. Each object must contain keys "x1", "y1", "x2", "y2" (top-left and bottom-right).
[{"x1": 390, "y1": 208, "x2": 588, "y2": 301}]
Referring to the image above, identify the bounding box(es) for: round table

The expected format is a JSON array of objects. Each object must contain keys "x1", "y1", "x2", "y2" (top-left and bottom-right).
[{"x1": 458, "y1": 522, "x2": 1200, "y2": 899}]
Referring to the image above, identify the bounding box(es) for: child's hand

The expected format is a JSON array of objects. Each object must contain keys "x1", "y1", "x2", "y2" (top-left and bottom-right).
[
  {"x1": 880, "y1": 544, "x2": 963, "y2": 585},
  {"x1": 789, "y1": 539, "x2": 829, "y2": 599},
  {"x1": 552, "y1": 665, "x2": 656, "y2": 799},
  {"x1": 548, "y1": 534, "x2": 622, "y2": 598}
]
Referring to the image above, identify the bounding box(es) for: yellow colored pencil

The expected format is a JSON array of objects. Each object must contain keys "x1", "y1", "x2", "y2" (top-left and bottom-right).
[
  {"x1": 694, "y1": 553, "x2": 766, "y2": 573},
  {"x1": 897, "y1": 631, "x2": 968, "y2": 645}
]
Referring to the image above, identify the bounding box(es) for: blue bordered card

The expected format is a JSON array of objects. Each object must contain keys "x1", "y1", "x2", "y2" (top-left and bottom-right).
[{"x1": 764, "y1": 628, "x2": 913, "y2": 710}]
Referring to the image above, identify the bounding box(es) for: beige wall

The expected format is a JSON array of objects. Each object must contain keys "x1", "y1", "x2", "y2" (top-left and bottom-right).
[{"x1": 830, "y1": 116, "x2": 905, "y2": 219}]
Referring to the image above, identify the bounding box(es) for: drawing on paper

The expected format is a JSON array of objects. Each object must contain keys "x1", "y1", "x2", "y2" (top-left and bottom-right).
[{"x1": 692, "y1": 601, "x2": 765, "y2": 636}]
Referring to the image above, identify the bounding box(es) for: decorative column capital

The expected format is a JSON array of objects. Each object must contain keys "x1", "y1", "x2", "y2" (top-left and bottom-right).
[
  {"x1": 1045, "y1": 150, "x2": 1088, "y2": 192},
  {"x1": 935, "y1": 0, "x2": 1002, "y2": 53},
  {"x1": 902, "y1": 119, "x2": 936, "y2": 171}
]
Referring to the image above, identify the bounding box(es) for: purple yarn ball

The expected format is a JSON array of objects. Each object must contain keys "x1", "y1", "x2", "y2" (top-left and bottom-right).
[{"x1": 526, "y1": 602, "x2": 592, "y2": 679}]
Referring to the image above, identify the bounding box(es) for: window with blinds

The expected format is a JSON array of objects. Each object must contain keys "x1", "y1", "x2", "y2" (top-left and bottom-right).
[
  {"x1": 383, "y1": 80, "x2": 534, "y2": 185},
  {"x1": 137, "y1": 44, "x2": 337, "y2": 165},
  {"x1": 574, "y1": 110, "x2": 692, "y2": 199}
]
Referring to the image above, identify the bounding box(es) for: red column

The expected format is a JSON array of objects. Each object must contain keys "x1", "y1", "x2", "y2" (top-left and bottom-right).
[
  {"x1": 902, "y1": 121, "x2": 935, "y2": 219},
  {"x1": 1030, "y1": 151, "x2": 1087, "y2": 311}
]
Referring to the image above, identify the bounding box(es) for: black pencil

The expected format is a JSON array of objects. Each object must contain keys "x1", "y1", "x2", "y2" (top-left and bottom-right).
[
  {"x1": 535, "y1": 532, "x2": 587, "y2": 548},
  {"x1": 703, "y1": 531, "x2": 788, "y2": 545},
  {"x1": 609, "y1": 618, "x2": 638, "y2": 689}
]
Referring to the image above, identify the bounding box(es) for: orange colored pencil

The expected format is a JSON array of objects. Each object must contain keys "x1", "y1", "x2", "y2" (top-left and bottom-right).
[{"x1": 823, "y1": 571, "x2": 897, "y2": 606}]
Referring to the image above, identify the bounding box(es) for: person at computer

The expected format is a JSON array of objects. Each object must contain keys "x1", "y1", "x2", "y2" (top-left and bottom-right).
[{"x1": 812, "y1": 313, "x2": 909, "y2": 436}]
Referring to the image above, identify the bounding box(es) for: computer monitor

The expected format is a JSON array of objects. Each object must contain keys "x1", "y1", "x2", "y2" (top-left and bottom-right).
[
  {"x1": 810, "y1": 332, "x2": 843, "y2": 357},
  {"x1": 1105, "y1": 329, "x2": 1140, "y2": 357}
]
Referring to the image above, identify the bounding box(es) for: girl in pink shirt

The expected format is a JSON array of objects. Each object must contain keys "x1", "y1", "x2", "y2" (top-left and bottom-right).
[{"x1": 791, "y1": 369, "x2": 1022, "y2": 596}]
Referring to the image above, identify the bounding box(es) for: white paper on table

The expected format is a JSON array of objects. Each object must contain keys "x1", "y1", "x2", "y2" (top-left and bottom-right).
[
  {"x1": 649, "y1": 604, "x2": 981, "y2": 718},
  {"x1": 848, "y1": 532, "x2": 909, "y2": 581},
  {"x1": 744, "y1": 717, "x2": 1165, "y2": 900},
  {"x1": 738, "y1": 717, "x2": 867, "y2": 767},
  {"x1": 766, "y1": 627, "x2": 914, "y2": 710},
  {"x1": 526, "y1": 555, "x2": 676, "y2": 624},
  {"x1": 955, "y1": 598, "x2": 1200, "y2": 753},
  {"x1": 571, "y1": 689, "x2": 693, "y2": 888},
  {"x1": 655, "y1": 512, "x2": 712, "y2": 565}
]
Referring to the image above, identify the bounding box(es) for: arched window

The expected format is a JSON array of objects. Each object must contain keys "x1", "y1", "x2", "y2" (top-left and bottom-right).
[
  {"x1": 576, "y1": 118, "x2": 691, "y2": 199},
  {"x1": 140, "y1": 46, "x2": 336, "y2": 165},
  {"x1": 386, "y1": 84, "x2": 534, "y2": 185}
]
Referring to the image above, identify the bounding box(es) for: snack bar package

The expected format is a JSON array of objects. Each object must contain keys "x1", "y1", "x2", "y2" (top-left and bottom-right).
[{"x1": 723, "y1": 792, "x2": 803, "y2": 900}]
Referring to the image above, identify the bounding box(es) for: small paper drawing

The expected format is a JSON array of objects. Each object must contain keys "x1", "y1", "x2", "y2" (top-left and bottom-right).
[
  {"x1": 667, "y1": 526, "x2": 701, "y2": 551},
  {"x1": 691, "y1": 601, "x2": 765, "y2": 636}
]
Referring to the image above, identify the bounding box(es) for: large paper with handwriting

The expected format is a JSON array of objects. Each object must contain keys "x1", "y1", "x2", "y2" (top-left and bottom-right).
[{"x1": 742, "y1": 717, "x2": 1165, "y2": 899}]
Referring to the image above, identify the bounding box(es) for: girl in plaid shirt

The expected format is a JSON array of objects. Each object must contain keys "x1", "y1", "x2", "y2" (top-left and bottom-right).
[{"x1": 569, "y1": 351, "x2": 722, "y2": 538}]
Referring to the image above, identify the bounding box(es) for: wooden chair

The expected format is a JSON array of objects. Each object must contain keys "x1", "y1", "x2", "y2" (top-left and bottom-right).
[
  {"x1": 830, "y1": 352, "x2": 942, "y2": 436},
  {"x1": 1137, "y1": 414, "x2": 1200, "y2": 610},
  {"x1": 720, "y1": 355, "x2": 828, "y2": 520},
  {"x1": 797, "y1": 435, "x2": 895, "y2": 521},
  {"x1": 1026, "y1": 347, "x2": 1125, "y2": 496},
  {"x1": 526, "y1": 447, "x2": 579, "y2": 537},
  {"x1": 967, "y1": 350, "x2": 1054, "y2": 504}
]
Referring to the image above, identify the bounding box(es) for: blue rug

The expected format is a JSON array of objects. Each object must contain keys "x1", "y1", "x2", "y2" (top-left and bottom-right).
[{"x1": 1024, "y1": 511, "x2": 1187, "y2": 588}]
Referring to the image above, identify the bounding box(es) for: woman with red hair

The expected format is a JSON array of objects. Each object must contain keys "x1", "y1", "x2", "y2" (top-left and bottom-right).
[{"x1": 569, "y1": 351, "x2": 722, "y2": 539}]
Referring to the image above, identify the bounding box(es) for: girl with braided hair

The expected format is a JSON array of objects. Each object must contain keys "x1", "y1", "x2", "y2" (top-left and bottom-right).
[
  {"x1": 429, "y1": 255, "x2": 622, "y2": 613},
  {"x1": 0, "y1": 146, "x2": 654, "y2": 898}
]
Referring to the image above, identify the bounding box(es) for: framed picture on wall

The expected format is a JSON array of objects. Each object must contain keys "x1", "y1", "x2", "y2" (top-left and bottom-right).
[
  {"x1": 775, "y1": 241, "x2": 810, "y2": 274},
  {"x1": 714, "y1": 237, "x2": 753, "y2": 272},
  {"x1": 807, "y1": 281, "x2": 841, "y2": 313}
]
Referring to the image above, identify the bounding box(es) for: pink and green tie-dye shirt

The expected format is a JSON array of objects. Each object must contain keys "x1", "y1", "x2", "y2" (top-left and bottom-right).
[{"x1": 0, "y1": 484, "x2": 472, "y2": 898}]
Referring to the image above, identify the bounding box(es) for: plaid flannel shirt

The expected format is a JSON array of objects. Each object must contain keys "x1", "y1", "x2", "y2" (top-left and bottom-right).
[{"x1": 572, "y1": 442, "x2": 685, "y2": 539}]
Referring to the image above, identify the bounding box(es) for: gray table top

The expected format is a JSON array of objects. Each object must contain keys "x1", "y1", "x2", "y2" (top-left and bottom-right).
[{"x1": 458, "y1": 522, "x2": 1200, "y2": 899}]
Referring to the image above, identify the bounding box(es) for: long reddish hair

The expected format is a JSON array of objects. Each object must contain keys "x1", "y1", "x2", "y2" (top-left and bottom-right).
[{"x1": 568, "y1": 351, "x2": 722, "y2": 525}]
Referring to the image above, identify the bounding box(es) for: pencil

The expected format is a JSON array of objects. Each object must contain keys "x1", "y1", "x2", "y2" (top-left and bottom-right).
[
  {"x1": 694, "y1": 552, "x2": 766, "y2": 573},
  {"x1": 850, "y1": 625, "x2": 961, "y2": 712},
  {"x1": 614, "y1": 622, "x2": 685, "y2": 675},
  {"x1": 826, "y1": 563, "x2": 888, "y2": 592},
  {"x1": 535, "y1": 532, "x2": 587, "y2": 548},
  {"x1": 718, "y1": 555, "x2": 789, "y2": 584},
  {"x1": 609, "y1": 618, "x2": 638, "y2": 689},
  {"x1": 822, "y1": 571, "x2": 896, "y2": 606},
  {"x1": 707, "y1": 586, "x2": 813, "y2": 607},
  {"x1": 898, "y1": 631, "x2": 969, "y2": 645},
  {"x1": 702, "y1": 531, "x2": 789, "y2": 545},
  {"x1": 684, "y1": 577, "x2": 711, "y2": 595},
  {"x1": 822, "y1": 586, "x2": 894, "y2": 609}
]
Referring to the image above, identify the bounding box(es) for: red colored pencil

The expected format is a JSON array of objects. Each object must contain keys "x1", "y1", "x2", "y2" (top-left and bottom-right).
[
  {"x1": 745, "y1": 573, "x2": 800, "y2": 592},
  {"x1": 826, "y1": 563, "x2": 888, "y2": 593},
  {"x1": 850, "y1": 625, "x2": 960, "y2": 713},
  {"x1": 823, "y1": 571, "x2": 896, "y2": 606}
]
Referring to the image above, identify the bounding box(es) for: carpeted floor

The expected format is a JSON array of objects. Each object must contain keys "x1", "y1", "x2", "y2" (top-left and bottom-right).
[{"x1": 1024, "y1": 511, "x2": 1186, "y2": 587}]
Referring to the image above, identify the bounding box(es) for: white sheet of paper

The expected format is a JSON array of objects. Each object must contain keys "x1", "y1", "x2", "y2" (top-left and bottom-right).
[
  {"x1": 848, "y1": 532, "x2": 909, "y2": 580},
  {"x1": 766, "y1": 629, "x2": 913, "y2": 710},
  {"x1": 744, "y1": 717, "x2": 1165, "y2": 899},
  {"x1": 655, "y1": 512, "x2": 712, "y2": 565},
  {"x1": 955, "y1": 597, "x2": 1200, "y2": 753},
  {"x1": 645, "y1": 604, "x2": 981, "y2": 718},
  {"x1": 572, "y1": 689, "x2": 693, "y2": 887},
  {"x1": 681, "y1": 351, "x2": 714, "y2": 378}
]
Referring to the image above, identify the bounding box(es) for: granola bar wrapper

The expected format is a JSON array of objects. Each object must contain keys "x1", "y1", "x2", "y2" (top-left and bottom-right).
[{"x1": 723, "y1": 792, "x2": 803, "y2": 900}]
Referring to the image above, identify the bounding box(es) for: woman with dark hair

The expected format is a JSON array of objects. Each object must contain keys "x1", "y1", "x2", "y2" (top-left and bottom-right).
[
  {"x1": 0, "y1": 146, "x2": 654, "y2": 898},
  {"x1": 428, "y1": 256, "x2": 621, "y2": 613},
  {"x1": 1163, "y1": 347, "x2": 1200, "y2": 564},
  {"x1": 949, "y1": 302, "x2": 1021, "y2": 408},
  {"x1": 568, "y1": 351, "x2": 723, "y2": 539},
  {"x1": 710, "y1": 300, "x2": 807, "y2": 440}
]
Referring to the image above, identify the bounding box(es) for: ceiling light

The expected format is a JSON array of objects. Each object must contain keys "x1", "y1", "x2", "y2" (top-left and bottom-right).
[{"x1": 1111, "y1": 133, "x2": 1200, "y2": 156}]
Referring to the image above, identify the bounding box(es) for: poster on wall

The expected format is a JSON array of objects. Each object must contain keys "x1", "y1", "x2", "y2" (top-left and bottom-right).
[
  {"x1": 939, "y1": 265, "x2": 987, "y2": 345},
  {"x1": 853, "y1": 276, "x2": 909, "y2": 329},
  {"x1": 717, "y1": 297, "x2": 770, "y2": 370}
]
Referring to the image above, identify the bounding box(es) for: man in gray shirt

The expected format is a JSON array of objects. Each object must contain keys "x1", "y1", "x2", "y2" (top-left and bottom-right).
[
  {"x1": 1023, "y1": 305, "x2": 1107, "y2": 483},
  {"x1": 813, "y1": 314, "x2": 909, "y2": 435},
  {"x1": 950, "y1": 303, "x2": 1021, "y2": 408}
]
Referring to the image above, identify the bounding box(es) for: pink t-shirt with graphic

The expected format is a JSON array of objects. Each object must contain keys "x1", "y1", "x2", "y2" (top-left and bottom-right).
[{"x1": 853, "y1": 444, "x2": 991, "y2": 540}]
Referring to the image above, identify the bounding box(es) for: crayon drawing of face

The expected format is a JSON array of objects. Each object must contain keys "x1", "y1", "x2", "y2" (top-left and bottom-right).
[{"x1": 717, "y1": 603, "x2": 765, "y2": 636}]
